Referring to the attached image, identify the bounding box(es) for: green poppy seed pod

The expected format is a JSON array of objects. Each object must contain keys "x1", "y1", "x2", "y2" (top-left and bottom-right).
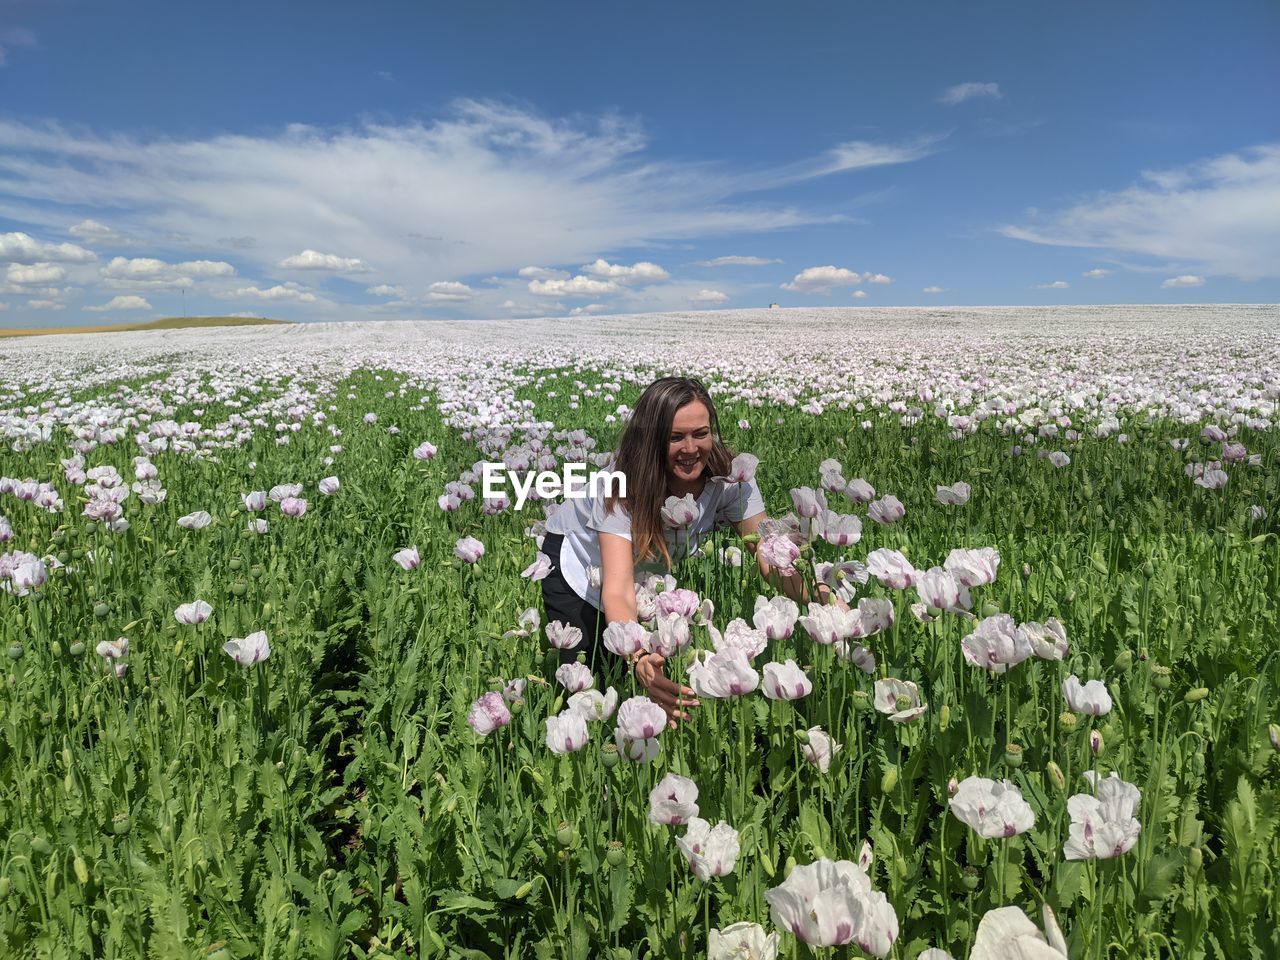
[
  {"x1": 601, "y1": 742, "x2": 619, "y2": 768},
  {"x1": 205, "y1": 943, "x2": 231, "y2": 960},
  {"x1": 881, "y1": 764, "x2": 899, "y2": 793},
  {"x1": 93, "y1": 602, "x2": 109, "y2": 619},
  {"x1": 7, "y1": 644, "x2": 23, "y2": 661},
  {"x1": 52, "y1": 528, "x2": 66, "y2": 544},
  {"x1": 509, "y1": 698, "x2": 525, "y2": 715},
  {"x1": 71, "y1": 547, "x2": 85, "y2": 561},
  {"x1": 760, "y1": 852, "x2": 776, "y2": 878},
  {"x1": 73, "y1": 855, "x2": 89, "y2": 886},
  {"x1": 938, "y1": 704, "x2": 951, "y2": 731},
  {"x1": 1142, "y1": 561, "x2": 1154, "y2": 579},
  {"x1": 1059, "y1": 711, "x2": 1078, "y2": 731},
  {"x1": 555, "y1": 821, "x2": 576, "y2": 849},
  {"x1": 613, "y1": 950, "x2": 633, "y2": 960},
  {"x1": 980, "y1": 600, "x2": 1002, "y2": 618},
  {"x1": 1184, "y1": 687, "x2": 1209, "y2": 703},
  {"x1": 1004, "y1": 744, "x2": 1023, "y2": 768},
  {"x1": 39, "y1": 712, "x2": 52, "y2": 727},
  {"x1": 741, "y1": 533, "x2": 760, "y2": 545},
  {"x1": 69, "y1": 641, "x2": 85, "y2": 656},
  {"x1": 851, "y1": 690, "x2": 872, "y2": 711},
  {"x1": 30, "y1": 836, "x2": 52, "y2": 857},
  {"x1": 1112, "y1": 650, "x2": 1133, "y2": 671},
  {"x1": 1188, "y1": 846, "x2": 1203, "y2": 871},
  {"x1": 793, "y1": 727, "x2": 811, "y2": 745},
  {"x1": 1269, "y1": 723, "x2": 1280, "y2": 752},
  {"x1": 229, "y1": 557, "x2": 243, "y2": 571},
  {"x1": 239, "y1": 529, "x2": 254, "y2": 541},
  {"x1": 250, "y1": 564, "x2": 264, "y2": 580},
  {"x1": 1047, "y1": 761, "x2": 1066, "y2": 791},
  {"x1": 231, "y1": 580, "x2": 247, "y2": 597},
  {"x1": 57, "y1": 552, "x2": 70, "y2": 565},
  {"x1": 111, "y1": 813, "x2": 131, "y2": 836},
  {"x1": 606, "y1": 841, "x2": 625, "y2": 868},
  {"x1": 961, "y1": 867, "x2": 980, "y2": 891},
  {"x1": 514, "y1": 879, "x2": 535, "y2": 899},
  {"x1": 1151, "y1": 665, "x2": 1172, "y2": 689},
  {"x1": 1089, "y1": 730, "x2": 1104, "y2": 757}
]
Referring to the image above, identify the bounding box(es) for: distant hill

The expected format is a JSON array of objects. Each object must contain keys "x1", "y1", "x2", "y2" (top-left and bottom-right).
[{"x1": 0, "y1": 316, "x2": 292, "y2": 339}]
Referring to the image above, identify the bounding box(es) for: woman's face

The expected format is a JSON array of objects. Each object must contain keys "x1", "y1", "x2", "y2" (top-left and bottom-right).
[{"x1": 666, "y1": 400, "x2": 714, "y2": 485}]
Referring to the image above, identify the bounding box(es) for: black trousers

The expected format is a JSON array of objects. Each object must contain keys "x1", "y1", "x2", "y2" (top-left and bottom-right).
[{"x1": 539, "y1": 533, "x2": 616, "y2": 677}]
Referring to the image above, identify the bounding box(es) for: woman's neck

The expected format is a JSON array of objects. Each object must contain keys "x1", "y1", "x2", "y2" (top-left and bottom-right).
[{"x1": 667, "y1": 475, "x2": 708, "y2": 499}]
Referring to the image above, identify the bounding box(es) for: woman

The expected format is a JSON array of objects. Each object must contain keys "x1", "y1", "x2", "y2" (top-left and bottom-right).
[{"x1": 539, "y1": 375, "x2": 830, "y2": 728}]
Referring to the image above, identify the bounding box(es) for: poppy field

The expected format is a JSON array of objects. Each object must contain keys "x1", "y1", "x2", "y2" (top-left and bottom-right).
[{"x1": 0, "y1": 305, "x2": 1277, "y2": 959}]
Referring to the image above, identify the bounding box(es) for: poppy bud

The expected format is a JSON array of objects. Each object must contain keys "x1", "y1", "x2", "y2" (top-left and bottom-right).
[
  {"x1": 783, "y1": 855, "x2": 797, "y2": 878},
  {"x1": 30, "y1": 836, "x2": 52, "y2": 856},
  {"x1": 1112, "y1": 650, "x2": 1133, "y2": 671},
  {"x1": 73, "y1": 855, "x2": 89, "y2": 886},
  {"x1": 50, "y1": 641, "x2": 63, "y2": 658},
  {"x1": 938, "y1": 704, "x2": 951, "y2": 731},
  {"x1": 1184, "y1": 687, "x2": 1209, "y2": 703},
  {"x1": 514, "y1": 879, "x2": 535, "y2": 899},
  {"x1": 1089, "y1": 730, "x2": 1104, "y2": 757},
  {"x1": 206, "y1": 943, "x2": 231, "y2": 960},
  {"x1": 1188, "y1": 847, "x2": 1203, "y2": 871},
  {"x1": 793, "y1": 728, "x2": 810, "y2": 745},
  {"x1": 1047, "y1": 761, "x2": 1065, "y2": 790},
  {"x1": 760, "y1": 853, "x2": 776, "y2": 878},
  {"x1": 1270, "y1": 723, "x2": 1280, "y2": 752},
  {"x1": 980, "y1": 600, "x2": 1002, "y2": 618},
  {"x1": 947, "y1": 777, "x2": 959, "y2": 796},
  {"x1": 1004, "y1": 744, "x2": 1023, "y2": 768},
  {"x1": 881, "y1": 764, "x2": 899, "y2": 793},
  {"x1": 1151, "y1": 665, "x2": 1171, "y2": 689}
]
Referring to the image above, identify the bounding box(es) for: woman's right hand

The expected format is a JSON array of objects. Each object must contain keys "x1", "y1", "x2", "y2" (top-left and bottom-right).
[{"x1": 634, "y1": 653, "x2": 699, "y2": 729}]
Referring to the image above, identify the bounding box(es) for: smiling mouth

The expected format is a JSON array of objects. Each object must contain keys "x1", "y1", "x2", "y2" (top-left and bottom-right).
[{"x1": 675, "y1": 457, "x2": 700, "y2": 470}]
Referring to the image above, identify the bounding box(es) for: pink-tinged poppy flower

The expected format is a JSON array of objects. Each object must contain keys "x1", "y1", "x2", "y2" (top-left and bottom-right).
[
  {"x1": 567, "y1": 686, "x2": 617, "y2": 722},
  {"x1": 1047, "y1": 451, "x2": 1071, "y2": 468},
  {"x1": 759, "y1": 534, "x2": 800, "y2": 577},
  {"x1": 544, "y1": 710, "x2": 589, "y2": 754},
  {"x1": 844, "y1": 478, "x2": 876, "y2": 504},
  {"x1": 647, "y1": 612, "x2": 692, "y2": 657},
  {"x1": 655, "y1": 587, "x2": 701, "y2": 620},
  {"x1": 502, "y1": 677, "x2": 528, "y2": 702},
  {"x1": 866, "y1": 548, "x2": 914, "y2": 589},
  {"x1": 1193, "y1": 469, "x2": 1228, "y2": 489},
  {"x1": 867, "y1": 495, "x2": 905, "y2": 525},
  {"x1": 280, "y1": 497, "x2": 307, "y2": 517},
  {"x1": 971, "y1": 905, "x2": 1067, "y2": 959},
  {"x1": 617, "y1": 695, "x2": 667, "y2": 740},
  {"x1": 467, "y1": 691, "x2": 511, "y2": 736},
  {"x1": 822, "y1": 512, "x2": 862, "y2": 547},
  {"x1": 936, "y1": 482, "x2": 971, "y2": 505},
  {"x1": 688, "y1": 648, "x2": 759, "y2": 698},
  {"x1": 873, "y1": 678, "x2": 928, "y2": 722},
  {"x1": 648, "y1": 772, "x2": 699, "y2": 825},
  {"x1": 713, "y1": 452, "x2": 759, "y2": 483},
  {"x1": 318, "y1": 476, "x2": 340, "y2": 495},
  {"x1": 555, "y1": 662, "x2": 595, "y2": 693},
  {"x1": 614, "y1": 726, "x2": 661, "y2": 762},
  {"x1": 709, "y1": 618, "x2": 768, "y2": 660},
  {"x1": 223, "y1": 630, "x2": 271, "y2": 665},
  {"x1": 1064, "y1": 772, "x2": 1141, "y2": 860},
  {"x1": 802, "y1": 726, "x2": 843, "y2": 773},
  {"x1": 790, "y1": 486, "x2": 825, "y2": 518},
  {"x1": 241, "y1": 490, "x2": 268, "y2": 511},
  {"x1": 521, "y1": 554, "x2": 552, "y2": 581},
  {"x1": 392, "y1": 546, "x2": 420, "y2": 570},
  {"x1": 1021, "y1": 618, "x2": 1069, "y2": 660},
  {"x1": 835, "y1": 640, "x2": 876, "y2": 674},
  {"x1": 949, "y1": 776, "x2": 1035, "y2": 839},
  {"x1": 763, "y1": 659, "x2": 812, "y2": 700},
  {"x1": 95, "y1": 637, "x2": 129, "y2": 660},
  {"x1": 177, "y1": 511, "x2": 212, "y2": 529},
  {"x1": 765, "y1": 858, "x2": 898, "y2": 954},
  {"x1": 502, "y1": 607, "x2": 540, "y2": 640},
  {"x1": 962, "y1": 614, "x2": 1033, "y2": 673},
  {"x1": 453, "y1": 536, "x2": 485, "y2": 564},
  {"x1": 944, "y1": 547, "x2": 1000, "y2": 587},
  {"x1": 174, "y1": 600, "x2": 213, "y2": 625},
  {"x1": 247, "y1": 518, "x2": 269, "y2": 534},
  {"x1": 916, "y1": 567, "x2": 961, "y2": 611},
  {"x1": 1062, "y1": 675, "x2": 1112, "y2": 715},
  {"x1": 413, "y1": 441, "x2": 437, "y2": 460},
  {"x1": 676, "y1": 818, "x2": 740, "y2": 882},
  {"x1": 737, "y1": 419, "x2": 750, "y2": 430},
  {"x1": 708, "y1": 923, "x2": 778, "y2": 960},
  {"x1": 269, "y1": 483, "x2": 303, "y2": 502},
  {"x1": 602, "y1": 619, "x2": 647, "y2": 658},
  {"x1": 753, "y1": 595, "x2": 799, "y2": 641},
  {"x1": 545, "y1": 620, "x2": 584, "y2": 650},
  {"x1": 1201, "y1": 424, "x2": 1227, "y2": 442},
  {"x1": 661, "y1": 493, "x2": 698, "y2": 529}
]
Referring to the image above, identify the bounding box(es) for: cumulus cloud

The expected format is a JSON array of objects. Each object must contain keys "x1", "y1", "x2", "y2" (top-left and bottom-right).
[
  {"x1": 366, "y1": 283, "x2": 405, "y2": 297},
  {"x1": 1082, "y1": 268, "x2": 1112, "y2": 278},
  {"x1": 695, "y1": 255, "x2": 781, "y2": 267},
  {"x1": 851, "y1": 290, "x2": 868, "y2": 299},
  {"x1": 518, "y1": 265, "x2": 569, "y2": 280},
  {"x1": 229, "y1": 282, "x2": 318, "y2": 302},
  {"x1": 569, "y1": 303, "x2": 608, "y2": 316},
  {"x1": 6, "y1": 262, "x2": 66, "y2": 285},
  {"x1": 1162, "y1": 274, "x2": 1205, "y2": 288},
  {"x1": 1036, "y1": 280, "x2": 1070, "y2": 289},
  {"x1": 425, "y1": 280, "x2": 474, "y2": 301},
  {"x1": 939, "y1": 82, "x2": 1003, "y2": 105},
  {"x1": 279, "y1": 249, "x2": 371, "y2": 272},
  {"x1": 780, "y1": 265, "x2": 889, "y2": 293},
  {"x1": 688, "y1": 289, "x2": 729, "y2": 304},
  {"x1": 85, "y1": 295, "x2": 151, "y2": 312},
  {"x1": 0, "y1": 231, "x2": 96, "y2": 264},
  {"x1": 581, "y1": 258, "x2": 670, "y2": 283},
  {"x1": 100, "y1": 255, "x2": 235, "y2": 288},
  {"x1": 528, "y1": 275, "x2": 620, "y2": 298},
  {"x1": 1002, "y1": 144, "x2": 1280, "y2": 278},
  {"x1": 69, "y1": 219, "x2": 124, "y2": 244},
  {"x1": 923, "y1": 285, "x2": 946, "y2": 293}
]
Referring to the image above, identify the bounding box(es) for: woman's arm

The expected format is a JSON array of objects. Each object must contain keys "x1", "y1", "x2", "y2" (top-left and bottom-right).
[{"x1": 736, "y1": 510, "x2": 838, "y2": 607}]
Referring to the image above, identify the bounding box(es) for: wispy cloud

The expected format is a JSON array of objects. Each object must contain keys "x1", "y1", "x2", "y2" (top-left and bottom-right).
[
  {"x1": 695, "y1": 255, "x2": 781, "y2": 267},
  {"x1": 938, "y1": 82, "x2": 1002, "y2": 106},
  {"x1": 1162, "y1": 274, "x2": 1205, "y2": 288},
  {"x1": 0, "y1": 27, "x2": 37, "y2": 68},
  {"x1": 1082, "y1": 268, "x2": 1112, "y2": 278},
  {"x1": 1036, "y1": 280, "x2": 1069, "y2": 289},
  {"x1": 1002, "y1": 144, "x2": 1280, "y2": 279}
]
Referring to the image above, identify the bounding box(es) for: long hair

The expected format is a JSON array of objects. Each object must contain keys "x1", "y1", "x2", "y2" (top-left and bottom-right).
[{"x1": 605, "y1": 376, "x2": 736, "y2": 569}]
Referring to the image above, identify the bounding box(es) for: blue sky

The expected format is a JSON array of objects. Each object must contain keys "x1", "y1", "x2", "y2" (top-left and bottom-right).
[{"x1": 1, "y1": 0, "x2": 1277, "y2": 326}]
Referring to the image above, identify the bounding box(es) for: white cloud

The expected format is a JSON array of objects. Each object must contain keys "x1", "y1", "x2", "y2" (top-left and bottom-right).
[
  {"x1": 780, "y1": 265, "x2": 889, "y2": 293},
  {"x1": 939, "y1": 82, "x2": 1003, "y2": 106},
  {"x1": 85, "y1": 295, "x2": 151, "y2": 312},
  {"x1": 695, "y1": 255, "x2": 781, "y2": 267},
  {"x1": 688, "y1": 289, "x2": 729, "y2": 304},
  {"x1": 528, "y1": 275, "x2": 620, "y2": 298},
  {"x1": 0, "y1": 231, "x2": 96, "y2": 264},
  {"x1": 279, "y1": 249, "x2": 371, "y2": 273},
  {"x1": 100, "y1": 255, "x2": 235, "y2": 288},
  {"x1": 27, "y1": 299, "x2": 64, "y2": 310},
  {"x1": 1036, "y1": 280, "x2": 1070, "y2": 289},
  {"x1": 581, "y1": 258, "x2": 670, "y2": 283},
  {"x1": 69, "y1": 219, "x2": 123, "y2": 244},
  {"x1": 569, "y1": 303, "x2": 608, "y2": 316},
  {"x1": 425, "y1": 280, "x2": 474, "y2": 301},
  {"x1": 230, "y1": 282, "x2": 318, "y2": 302},
  {"x1": 923, "y1": 285, "x2": 946, "y2": 293},
  {"x1": 1002, "y1": 144, "x2": 1280, "y2": 278},
  {"x1": 367, "y1": 283, "x2": 405, "y2": 297},
  {"x1": 851, "y1": 290, "x2": 868, "y2": 299},
  {"x1": 1082, "y1": 268, "x2": 1112, "y2": 278},
  {"x1": 518, "y1": 265, "x2": 569, "y2": 280},
  {"x1": 6, "y1": 262, "x2": 66, "y2": 285},
  {"x1": 1162, "y1": 274, "x2": 1205, "y2": 288}
]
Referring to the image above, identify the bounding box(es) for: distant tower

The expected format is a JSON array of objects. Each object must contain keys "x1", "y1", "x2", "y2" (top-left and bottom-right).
[{"x1": 768, "y1": 302, "x2": 780, "y2": 309}]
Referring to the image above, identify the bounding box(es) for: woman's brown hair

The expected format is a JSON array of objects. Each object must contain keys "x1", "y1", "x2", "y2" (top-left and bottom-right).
[{"x1": 605, "y1": 376, "x2": 736, "y2": 569}]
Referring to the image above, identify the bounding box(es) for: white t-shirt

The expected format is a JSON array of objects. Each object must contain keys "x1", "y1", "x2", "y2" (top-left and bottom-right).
[{"x1": 544, "y1": 477, "x2": 767, "y2": 610}]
